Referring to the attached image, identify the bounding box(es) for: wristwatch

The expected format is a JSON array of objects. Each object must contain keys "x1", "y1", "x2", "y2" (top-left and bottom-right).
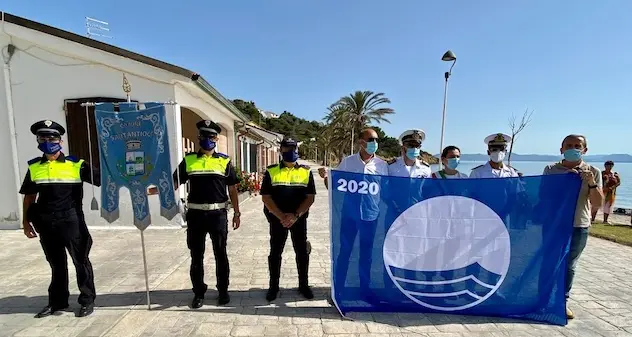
[
  {"x1": 588, "y1": 184, "x2": 598, "y2": 189},
  {"x1": 234, "y1": 211, "x2": 241, "y2": 217}
]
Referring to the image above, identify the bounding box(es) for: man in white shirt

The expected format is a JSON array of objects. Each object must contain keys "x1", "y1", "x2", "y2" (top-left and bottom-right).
[
  {"x1": 318, "y1": 128, "x2": 387, "y2": 294},
  {"x1": 432, "y1": 145, "x2": 469, "y2": 179},
  {"x1": 387, "y1": 129, "x2": 432, "y2": 178},
  {"x1": 469, "y1": 133, "x2": 521, "y2": 178}
]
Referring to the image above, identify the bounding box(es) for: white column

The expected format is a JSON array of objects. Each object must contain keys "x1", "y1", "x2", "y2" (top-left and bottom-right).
[
  {"x1": 172, "y1": 104, "x2": 185, "y2": 201},
  {"x1": 246, "y1": 139, "x2": 251, "y2": 173}
]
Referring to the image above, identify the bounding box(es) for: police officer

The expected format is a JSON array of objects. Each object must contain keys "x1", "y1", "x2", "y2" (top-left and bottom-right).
[
  {"x1": 172, "y1": 120, "x2": 241, "y2": 308},
  {"x1": 260, "y1": 137, "x2": 316, "y2": 301},
  {"x1": 469, "y1": 133, "x2": 521, "y2": 178},
  {"x1": 19, "y1": 120, "x2": 99, "y2": 318},
  {"x1": 387, "y1": 129, "x2": 432, "y2": 178}
]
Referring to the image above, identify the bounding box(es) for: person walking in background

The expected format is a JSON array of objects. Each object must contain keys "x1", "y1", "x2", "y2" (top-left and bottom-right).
[
  {"x1": 591, "y1": 160, "x2": 620, "y2": 224},
  {"x1": 387, "y1": 129, "x2": 431, "y2": 178},
  {"x1": 541, "y1": 134, "x2": 603, "y2": 319},
  {"x1": 432, "y1": 145, "x2": 468, "y2": 178}
]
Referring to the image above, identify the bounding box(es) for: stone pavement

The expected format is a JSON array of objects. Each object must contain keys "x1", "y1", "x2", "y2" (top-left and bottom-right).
[{"x1": 1, "y1": 166, "x2": 632, "y2": 336}]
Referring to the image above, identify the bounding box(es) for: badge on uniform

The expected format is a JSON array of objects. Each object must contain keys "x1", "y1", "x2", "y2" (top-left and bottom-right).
[{"x1": 94, "y1": 102, "x2": 177, "y2": 230}]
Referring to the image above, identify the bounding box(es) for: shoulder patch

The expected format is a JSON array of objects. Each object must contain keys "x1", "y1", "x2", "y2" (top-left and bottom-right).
[
  {"x1": 215, "y1": 152, "x2": 229, "y2": 159},
  {"x1": 65, "y1": 155, "x2": 80, "y2": 163},
  {"x1": 27, "y1": 157, "x2": 41, "y2": 165},
  {"x1": 471, "y1": 165, "x2": 484, "y2": 170},
  {"x1": 387, "y1": 158, "x2": 397, "y2": 165}
]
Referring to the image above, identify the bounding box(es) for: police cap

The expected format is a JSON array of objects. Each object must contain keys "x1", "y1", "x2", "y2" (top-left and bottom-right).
[
  {"x1": 280, "y1": 136, "x2": 298, "y2": 147},
  {"x1": 196, "y1": 120, "x2": 221, "y2": 136},
  {"x1": 30, "y1": 120, "x2": 65, "y2": 136}
]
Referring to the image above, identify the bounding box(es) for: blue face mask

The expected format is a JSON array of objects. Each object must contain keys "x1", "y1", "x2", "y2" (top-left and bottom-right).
[
  {"x1": 365, "y1": 141, "x2": 378, "y2": 155},
  {"x1": 282, "y1": 150, "x2": 299, "y2": 163},
  {"x1": 446, "y1": 157, "x2": 460, "y2": 169},
  {"x1": 406, "y1": 147, "x2": 420, "y2": 160},
  {"x1": 199, "y1": 139, "x2": 216, "y2": 151},
  {"x1": 38, "y1": 141, "x2": 62, "y2": 155},
  {"x1": 563, "y1": 149, "x2": 583, "y2": 162}
]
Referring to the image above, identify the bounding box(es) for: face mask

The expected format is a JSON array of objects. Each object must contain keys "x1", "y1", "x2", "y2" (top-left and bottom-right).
[
  {"x1": 364, "y1": 141, "x2": 378, "y2": 155},
  {"x1": 406, "y1": 148, "x2": 420, "y2": 160},
  {"x1": 38, "y1": 141, "x2": 62, "y2": 155},
  {"x1": 489, "y1": 151, "x2": 505, "y2": 163},
  {"x1": 563, "y1": 149, "x2": 583, "y2": 162},
  {"x1": 199, "y1": 139, "x2": 216, "y2": 151},
  {"x1": 282, "y1": 150, "x2": 299, "y2": 163},
  {"x1": 446, "y1": 157, "x2": 460, "y2": 169}
]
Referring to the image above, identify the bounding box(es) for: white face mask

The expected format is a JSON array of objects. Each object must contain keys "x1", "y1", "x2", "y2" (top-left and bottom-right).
[{"x1": 489, "y1": 151, "x2": 506, "y2": 163}]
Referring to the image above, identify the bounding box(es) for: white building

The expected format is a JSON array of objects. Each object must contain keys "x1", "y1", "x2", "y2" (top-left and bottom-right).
[
  {"x1": 0, "y1": 12, "x2": 254, "y2": 229},
  {"x1": 257, "y1": 108, "x2": 279, "y2": 119}
]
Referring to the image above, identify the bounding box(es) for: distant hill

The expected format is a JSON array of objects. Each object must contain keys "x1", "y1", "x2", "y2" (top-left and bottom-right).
[{"x1": 437, "y1": 153, "x2": 632, "y2": 163}]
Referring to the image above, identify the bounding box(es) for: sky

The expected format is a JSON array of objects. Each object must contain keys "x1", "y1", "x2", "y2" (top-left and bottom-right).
[{"x1": 3, "y1": 0, "x2": 632, "y2": 155}]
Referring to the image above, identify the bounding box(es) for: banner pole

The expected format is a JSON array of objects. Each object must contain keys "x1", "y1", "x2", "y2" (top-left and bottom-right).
[{"x1": 140, "y1": 229, "x2": 151, "y2": 310}]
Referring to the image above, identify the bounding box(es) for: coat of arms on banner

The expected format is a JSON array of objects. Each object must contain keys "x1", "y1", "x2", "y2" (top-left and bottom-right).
[{"x1": 94, "y1": 102, "x2": 177, "y2": 230}]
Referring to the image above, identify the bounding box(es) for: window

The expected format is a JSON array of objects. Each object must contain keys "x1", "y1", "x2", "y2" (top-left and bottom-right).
[{"x1": 64, "y1": 97, "x2": 134, "y2": 170}]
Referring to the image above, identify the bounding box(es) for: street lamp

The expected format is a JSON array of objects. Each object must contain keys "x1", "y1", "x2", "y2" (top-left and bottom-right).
[{"x1": 438, "y1": 50, "x2": 457, "y2": 170}]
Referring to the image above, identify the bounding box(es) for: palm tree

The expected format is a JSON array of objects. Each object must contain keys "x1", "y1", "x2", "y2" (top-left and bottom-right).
[{"x1": 330, "y1": 91, "x2": 395, "y2": 153}]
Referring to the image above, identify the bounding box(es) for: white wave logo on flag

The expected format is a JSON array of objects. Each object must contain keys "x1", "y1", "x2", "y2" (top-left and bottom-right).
[{"x1": 383, "y1": 195, "x2": 511, "y2": 311}]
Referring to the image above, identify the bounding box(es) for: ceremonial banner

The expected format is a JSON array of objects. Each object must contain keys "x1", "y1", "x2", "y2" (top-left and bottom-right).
[
  {"x1": 95, "y1": 102, "x2": 177, "y2": 229},
  {"x1": 329, "y1": 171, "x2": 581, "y2": 325}
]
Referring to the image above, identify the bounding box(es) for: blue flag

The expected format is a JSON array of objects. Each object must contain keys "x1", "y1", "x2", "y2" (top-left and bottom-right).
[
  {"x1": 95, "y1": 102, "x2": 177, "y2": 230},
  {"x1": 329, "y1": 170, "x2": 581, "y2": 325}
]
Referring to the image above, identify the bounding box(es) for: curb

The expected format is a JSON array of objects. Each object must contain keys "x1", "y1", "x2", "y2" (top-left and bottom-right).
[{"x1": 589, "y1": 232, "x2": 632, "y2": 248}]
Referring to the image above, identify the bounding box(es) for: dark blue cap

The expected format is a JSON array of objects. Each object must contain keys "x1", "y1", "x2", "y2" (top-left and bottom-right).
[
  {"x1": 30, "y1": 120, "x2": 65, "y2": 136},
  {"x1": 280, "y1": 137, "x2": 298, "y2": 147}
]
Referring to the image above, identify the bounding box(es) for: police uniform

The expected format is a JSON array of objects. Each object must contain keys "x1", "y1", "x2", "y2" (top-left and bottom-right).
[
  {"x1": 19, "y1": 120, "x2": 99, "y2": 318},
  {"x1": 469, "y1": 133, "x2": 521, "y2": 178},
  {"x1": 387, "y1": 129, "x2": 432, "y2": 178},
  {"x1": 260, "y1": 137, "x2": 316, "y2": 301},
  {"x1": 173, "y1": 120, "x2": 239, "y2": 307}
]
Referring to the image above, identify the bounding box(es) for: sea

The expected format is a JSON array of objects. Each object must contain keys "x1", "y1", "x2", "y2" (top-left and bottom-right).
[{"x1": 430, "y1": 161, "x2": 632, "y2": 209}]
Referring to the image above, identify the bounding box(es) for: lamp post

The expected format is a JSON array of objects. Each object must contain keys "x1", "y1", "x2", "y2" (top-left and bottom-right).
[{"x1": 438, "y1": 50, "x2": 456, "y2": 170}]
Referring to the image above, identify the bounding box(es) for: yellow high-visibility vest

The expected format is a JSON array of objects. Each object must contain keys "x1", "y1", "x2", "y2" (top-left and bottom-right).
[
  {"x1": 267, "y1": 164, "x2": 310, "y2": 187},
  {"x1": 28, "y1": 157, "x2": 83, "y2": 184},
  {"x1": 185, "y1": 153, "x2": 230, "y2": 176}
]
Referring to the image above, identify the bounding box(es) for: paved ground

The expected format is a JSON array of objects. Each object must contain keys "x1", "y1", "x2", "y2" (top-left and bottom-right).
[{"x1": 1, "y1": 165, "x2": 632, "y2": 336}]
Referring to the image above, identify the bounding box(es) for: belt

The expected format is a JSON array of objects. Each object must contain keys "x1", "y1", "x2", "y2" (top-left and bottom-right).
[{"x1": 187, "y1": 202, "x2": 227, "y2": 211}]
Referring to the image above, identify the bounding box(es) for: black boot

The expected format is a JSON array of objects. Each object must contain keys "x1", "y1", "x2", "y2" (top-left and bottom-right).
[
  {"x1": 297, "y1": 247, "x2": 311, "y2": 299},
  {"x1": 217, "y1": 291, "x2": 230, "y2": 305},
  {"x1": 191, "y1": 295, "x2": 204, "y2": 309},
  {"x1": 298, "y1": 285, "x2": 314, "y2": 299},
  {"x1": 267, "y1": 256, "x2": 281, "y2": 302}
]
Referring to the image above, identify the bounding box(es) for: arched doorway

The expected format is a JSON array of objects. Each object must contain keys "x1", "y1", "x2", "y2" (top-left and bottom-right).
[{"x1": 180, "y1": 107, "x2": 229, "y2": 155}]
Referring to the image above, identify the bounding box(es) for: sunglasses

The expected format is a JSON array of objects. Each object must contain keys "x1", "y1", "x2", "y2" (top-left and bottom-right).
[
  {"x1": 403, "y1": 142, "x2": 421, "y2": 148},
  {"x1": 489, "y1": 146, "x2": 506, "y2": 152},
  {"x1": 36, "y1": 136, "x2": 61, "y2": 143}
]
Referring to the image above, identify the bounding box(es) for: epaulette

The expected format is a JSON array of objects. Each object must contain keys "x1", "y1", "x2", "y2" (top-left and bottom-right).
[
  {"x1": 420, "y1": 161, "x2": 430, "y2": 167},
  {"x1": 215, "y1": 152, "x2": 229, "y2": 159},
  {"x1": 267, "y1": 163, "x2": 279, "y2": 169},
  {"x1": 65, "y1": 155, "x2": 80, "y2": 163},
  {"x1": 27, "y1": 157, "x2": 41, "y2": 165},
  {"x1": 471, "y1": 165, "x2": 484, "y2": 170},
  {"x1": 387, "y1": 158, "x2": 397, "y2": 165},
  {"x1": 184, "y1": 152, "x2": 197, "y2": 157},
  {"x1": 298, "y1": 164, "x2": 310, "y2": 169}
]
